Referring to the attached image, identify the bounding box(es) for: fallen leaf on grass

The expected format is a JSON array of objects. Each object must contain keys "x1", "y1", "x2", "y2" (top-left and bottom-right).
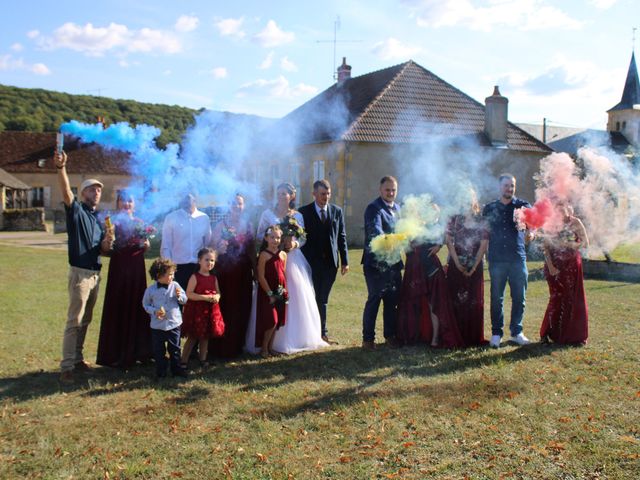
[
  {"x1": 620, "y1": 435, "x2": 638, "y2": 444},
  {"x1": 546, "y1": 441, "x2": 566, "y2": 452},
  {"x1": 339, "y1": 455, "x2": 353, "y2": 463},
  {"x1": 256, "y1": 453, "x2": 268, "y2": 462},
  {"x1": 469, "y1": 402, "x2": 481, "y2": 410},
  {"x1": 558, "y1": 417, "x2": 571, "y2": 423},
  {"x1": 63, "y1": 413, "x2": 72, "y2": 417},
  {"x1": 402, "y1": 442, "x2": 415, "y2": 448}
]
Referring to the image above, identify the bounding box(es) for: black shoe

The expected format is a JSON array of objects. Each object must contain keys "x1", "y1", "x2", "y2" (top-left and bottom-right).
[{"x1": 173, "y1": 369, "x2": 189, "y2": 378}]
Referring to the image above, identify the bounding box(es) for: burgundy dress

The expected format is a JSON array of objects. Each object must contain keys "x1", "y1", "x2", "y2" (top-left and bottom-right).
[
  {"x1": 255, "y1": 250, "x2": 287, "y2": 348},
  {"x1": 540, "y1": 229, "x2": 588, "y2": 344},
  {"x1": 96, "y1": 215, "x2": 152, "y2": 368},
  {"x1": 397, "y1": 244, "x2": 464, "y2": 348},
  {"x1": 182, "y1": 273, "x2": 225, "y2": 340},
  {"x1": 209, "y1": 223, "x2": 255, "y2": 359},
  {"x1": 445, "y1": 215, "x2": 489, "y2": 347}
]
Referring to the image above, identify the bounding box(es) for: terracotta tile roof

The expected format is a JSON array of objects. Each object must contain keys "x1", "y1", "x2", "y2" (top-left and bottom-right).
[
  {"x1": 0, "y1": 131, "x2": 130, "y2": 175},
  {"x1": 280, "y1": 60, "x2": 551, "y2": 153}
]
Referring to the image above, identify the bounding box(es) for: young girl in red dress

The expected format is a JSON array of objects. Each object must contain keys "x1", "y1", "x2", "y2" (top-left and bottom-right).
[
  {"x1": 180, "y1": 248, "x2": 225, "y2": 368},
  {"x1": 255, "y1": 225, "x2": 288, "y2": 357}
]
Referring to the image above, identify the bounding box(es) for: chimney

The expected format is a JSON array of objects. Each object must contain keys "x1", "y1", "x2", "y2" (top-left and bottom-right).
[
  {"x1": 337, "y1": 57, "x2": 352, "y2": 83},
  {"x1": 484, "y1": 86, "x2": 508, "y2": 147}
]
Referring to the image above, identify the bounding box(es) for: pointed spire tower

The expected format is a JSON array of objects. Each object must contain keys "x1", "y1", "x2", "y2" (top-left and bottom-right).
[{"x1": 607, "y1": 52, "x2": 640, "y2": 146}]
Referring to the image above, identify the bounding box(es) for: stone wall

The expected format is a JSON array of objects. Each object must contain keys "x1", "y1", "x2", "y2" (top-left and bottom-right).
[{"x1": 2, "y1": 208, "x2": 46, "y2": 231}]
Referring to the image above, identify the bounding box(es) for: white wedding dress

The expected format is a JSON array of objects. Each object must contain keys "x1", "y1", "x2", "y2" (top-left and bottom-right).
[{"x1": 244, "y1": 209, "x2": 329, "y2": 354}]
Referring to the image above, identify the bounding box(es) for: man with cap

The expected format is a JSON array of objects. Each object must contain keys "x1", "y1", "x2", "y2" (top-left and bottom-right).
[{"x1": 55, "y1": 150, "x2": 114, "y2": 383}]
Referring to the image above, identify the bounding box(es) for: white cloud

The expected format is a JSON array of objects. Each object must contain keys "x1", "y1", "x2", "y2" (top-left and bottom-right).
[
  {"x1": 496, "y1": 55, "x2": 597, "y2": 95},
  {"x1": 215, "y1": 17, "x2": 245, "y2": 38},
  {"x1": 589, "y1": 0, "x2": 617, "y2": 9},
  {"x1": 163, "y1": 69, "x2": 172, "y2": 76},
  {"x1": 253, "y1": 20, "x2": 294, "y2": 48},
  {"x1": 31, "y1": 63, "x2": 50, "y2": 75},
  {"x1": 27, "y1": 30, "x2": 40, "y2": 39},
  {"x1": 259, "y1": 51, "x2": 274, "y2": 69},
  {"x1": 486, "y1": 55, "x2": 622, "y2": 126},
  {"x1": 10, "y1": 43, "x2": 23, "y2": 52},
  {"x1": 280, "y1": 56, "x2": 298, "y2": 72},
  {"x1": 371, "y1": 38, "x2": 421, "y2": 60},
  {"x1": 236, "y1": 75, "x2": 317, "y2": 99},
  {"x1": 175, "y1": 14, "x2": 199, "y2": 32},
  {"x1": 39, "y1": 22, "x2": 182, "y2": 56},
  {"x1": 211, "y1": 67, "x2": 228, "y2": 79},
  {"x1": 404, "y1": 0, "x2": 582, "y2": 32},
  {"x1": 0, "y1": 54, "x2": 50, "y2": 75}
]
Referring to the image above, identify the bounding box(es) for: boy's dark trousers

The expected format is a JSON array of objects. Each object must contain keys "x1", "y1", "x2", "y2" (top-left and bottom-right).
[{"x1": 151, "y1": 326, "x2": 182, "y2": 377}]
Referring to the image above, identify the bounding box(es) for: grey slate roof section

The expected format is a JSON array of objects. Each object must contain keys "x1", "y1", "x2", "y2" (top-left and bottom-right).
[{"x1": 608, "y1": 52, "x2": 640, "y2": 112}]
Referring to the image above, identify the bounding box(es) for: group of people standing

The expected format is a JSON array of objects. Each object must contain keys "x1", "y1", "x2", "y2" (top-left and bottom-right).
[
  {"x1": 54, "y1": 147, "x2": 589, "y2": 384},
  {"x1": 361, "y1": 174, "x2": 589, "y2": 352}
]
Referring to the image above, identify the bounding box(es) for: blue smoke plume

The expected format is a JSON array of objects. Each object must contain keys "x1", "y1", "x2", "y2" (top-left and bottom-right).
[{"x1": 60, "y1": 115, "x2": 260, "y2": 222}]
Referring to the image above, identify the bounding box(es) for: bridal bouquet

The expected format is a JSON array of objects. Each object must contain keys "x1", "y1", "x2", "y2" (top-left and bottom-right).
[{"x1": 279, "y1": 215, "x2": 306, "y2": 240}]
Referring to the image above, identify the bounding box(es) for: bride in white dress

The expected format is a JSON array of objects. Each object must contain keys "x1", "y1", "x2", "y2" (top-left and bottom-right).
[{"x1": 245, "y1": 183, "x2": 329, "y2": 354}]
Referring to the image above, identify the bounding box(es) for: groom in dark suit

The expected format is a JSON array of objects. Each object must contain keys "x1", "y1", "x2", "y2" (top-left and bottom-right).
[
  {"x1": 300, "y1": 179, "x2": 349, "y2": 343},
  {"x1": 361, "y1": 176, "x2": 402, "y2": 350}
]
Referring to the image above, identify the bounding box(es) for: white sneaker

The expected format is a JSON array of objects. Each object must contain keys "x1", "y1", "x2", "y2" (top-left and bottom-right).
[
  {"x1": 510, "y1": 333, "x2": 531, "y2": 346},
  {"x1": 489, "y1": 335, "x2": 502, "y2": 348}
]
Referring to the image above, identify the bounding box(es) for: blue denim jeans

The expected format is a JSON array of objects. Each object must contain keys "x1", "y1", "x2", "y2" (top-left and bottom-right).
[{"x1": 489, "y1": 260, "x2": 528, "y2": 337}]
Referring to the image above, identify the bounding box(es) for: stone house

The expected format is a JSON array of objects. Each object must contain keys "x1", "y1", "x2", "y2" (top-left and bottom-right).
[
  {"x1": 0, "y1": 131, "x2": 131, "y2": 217},
  {"x1": 254, "y1": 59, "x2": 552, "y2": 245}
]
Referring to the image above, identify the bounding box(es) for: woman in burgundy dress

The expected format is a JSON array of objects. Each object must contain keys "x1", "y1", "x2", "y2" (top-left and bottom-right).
[
  {"x1": 398, "y1": 227, "x2": 465, "y2": 349},
  {"x1": 208, "y1": 194, "x2": 255, "y2": 359},
  {"x1": 96, "y1": 190, "x2": 152, "y2": 369},
  {"x1": 540, "y1": 205, "x2": 589, "y2": 345},
  {"x1": 445, "y1": 199, "x2": 489, "y2": 347}
]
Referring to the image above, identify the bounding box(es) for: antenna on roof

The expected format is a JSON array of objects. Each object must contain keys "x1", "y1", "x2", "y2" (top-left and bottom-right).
[
  {"x1": 316, "y1": 16, "x2": 361, "y2": 82},
  {"x1": 633, "y1": 27, "x2": 637, "y2": 52}
]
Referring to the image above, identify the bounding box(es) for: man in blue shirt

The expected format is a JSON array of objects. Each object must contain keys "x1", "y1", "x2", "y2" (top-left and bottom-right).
[
  {"x1": 361, "y1": 176, "x2": 402, "y2": 349},
  {"x1": 482, "y1": 174, "x2": 534, "y2": 348},
  {"x1": 55, "y1": 150, "x2": 114, "y2": 383}
]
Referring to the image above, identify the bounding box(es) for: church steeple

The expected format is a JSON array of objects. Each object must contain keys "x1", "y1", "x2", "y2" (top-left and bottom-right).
[{"x1": 608, "y1": 52, "x2": 640, "y2": 112}]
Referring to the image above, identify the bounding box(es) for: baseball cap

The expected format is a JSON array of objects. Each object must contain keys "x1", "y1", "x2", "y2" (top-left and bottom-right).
[{"x1": 80, "y1": 179, "x2": 104, "y2": 192}]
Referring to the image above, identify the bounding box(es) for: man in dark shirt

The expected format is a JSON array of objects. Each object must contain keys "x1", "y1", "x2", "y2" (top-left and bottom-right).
[
  {"x1": 482, "y1": 174, "x2": 534, "y2": 348},
  {"x1": 361, "y1": 176, "x2": 402, "y2": 350},
  {"x1": 55, "y1": 150, "x2": 113, "y2": 383}
]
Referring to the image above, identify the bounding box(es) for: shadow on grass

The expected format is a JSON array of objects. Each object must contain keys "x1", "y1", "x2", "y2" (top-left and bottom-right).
[{"x1": 0, "y1": 343, "x2": 558, "y2": 407}]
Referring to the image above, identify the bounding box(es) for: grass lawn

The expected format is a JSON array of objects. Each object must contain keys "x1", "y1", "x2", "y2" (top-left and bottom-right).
[{"x1": 1, "y1": 244, "x2": 639, "y2": 479}]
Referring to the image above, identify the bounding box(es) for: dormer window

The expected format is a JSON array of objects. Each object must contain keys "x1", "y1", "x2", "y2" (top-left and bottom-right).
[
  {"x1": 616, "y1": 121, "x2": 621, "y2": 131},
  {"x1": 622, "y1": 121, "x2": 627, "y2": 130}
]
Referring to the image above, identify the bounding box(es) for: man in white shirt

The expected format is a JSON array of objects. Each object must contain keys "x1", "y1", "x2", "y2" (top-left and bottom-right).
[{"x1": 161, "y1": 194, "x2": 212, "y2": 289}]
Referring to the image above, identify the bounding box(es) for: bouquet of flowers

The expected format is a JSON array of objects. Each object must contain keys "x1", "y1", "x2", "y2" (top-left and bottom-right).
[
  {"x1": 221, "y1": 225, "x2": 237, "y2": 241},
  {"x1": 129, "y1": 218, "x2": 157, "y2": 247},
  {"x1": 269, "y1": 284, "x2": 289, "y2": 305},
  {"x1": 279, "y1": 215, "x2": 306, "y2": 240}
]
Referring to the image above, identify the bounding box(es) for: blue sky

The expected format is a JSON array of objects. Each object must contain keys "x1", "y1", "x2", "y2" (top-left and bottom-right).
[{"x1": 1, "y1": 0, "x2": 638, "y2": 129}]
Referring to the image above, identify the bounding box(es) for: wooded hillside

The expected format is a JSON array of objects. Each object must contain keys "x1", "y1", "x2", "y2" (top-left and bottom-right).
[{"x1": 0, "y1": 84, "x2": 199, "y2": 146}]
